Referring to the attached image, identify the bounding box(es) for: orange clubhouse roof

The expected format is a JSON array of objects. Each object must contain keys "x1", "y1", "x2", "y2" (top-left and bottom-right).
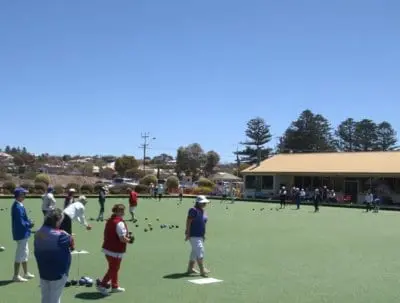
[{"x1": 241, "y1": 152, "x2": 400, "y2": 176}]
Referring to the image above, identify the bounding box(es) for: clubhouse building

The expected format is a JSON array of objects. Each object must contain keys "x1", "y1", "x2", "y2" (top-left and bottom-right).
[{"x1": 241, "y1": 151, "x2": 400, "y2": 204}]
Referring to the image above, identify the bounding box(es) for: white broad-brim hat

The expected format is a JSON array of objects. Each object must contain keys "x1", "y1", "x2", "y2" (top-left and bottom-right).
[
  {"x1": 68, "y1": 188, "x2": 76, "y2": 192},
  {"x1": 195, "y1": 195, "x2": 210, "y2": 204},
  {"x1": 78, "y1": 195, "x2": 87, "y2": 203}
]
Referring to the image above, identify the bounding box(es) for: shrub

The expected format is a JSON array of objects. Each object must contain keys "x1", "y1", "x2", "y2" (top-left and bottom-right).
[
  {"x1": 197, "y1": 177, "x2": 215, "y2": 188},
  {"x1": 0, "y1": 171, "x2": 11, "y2": 180},
  {"x1": 35, "y1": 173, "x2": 51, "y2": 186},
  {"x1": 22, "y1": 171, "x2": 37, "y2": 180},
  {"x1": 109, "y1": 184, "x2": 131, "y2": 194},
  {"x1": 80, "y1": 184, "x2": 94, "y2": 194},
  {"x1": 192, "y1": 186, "x2": 214, "y2": 195},
  {"x1": 166, "y1": 176, "x2": 179, "y2": 191},
  {"x1": 20, "y1": 182, "x2": 34, "y2": 192},
  {"x1": 2, "y1": 181, "x2": 16, "y2": 194},
  {"x1": 140, "y1": 174, "x2": 157, "y2": 186},
  {"x1": 135, "y1": 184, "x2": 149, "y2": 194},
  {"x1": 54, "y1": 185, "x2": 65, "y2": 195},
  {"x1": 125, "y1": 168, "x2": 145, "y2": 179},
  {"x1": 34, "y1": 182, "x2": 47, "y2": 194},
  {"x1": 66, "y1": 183, "x2": 80, "y2": 193}
]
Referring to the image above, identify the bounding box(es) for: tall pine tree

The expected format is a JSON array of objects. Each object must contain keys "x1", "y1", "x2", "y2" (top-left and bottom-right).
[
  {"x1": 278, "y1": 110, "x2": 335, "y2": 153},
  {"x1": 235, "y1": 117, "x2": 272, "y2": 165}
]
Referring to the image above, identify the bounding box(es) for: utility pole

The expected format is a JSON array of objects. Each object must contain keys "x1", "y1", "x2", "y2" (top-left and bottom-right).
[
  {"x1": 235, "y1": 146, "x2": 241, "y2": 177},
  {"x1": 139, "y1": 133, "x2": 155, "y2": 174}
]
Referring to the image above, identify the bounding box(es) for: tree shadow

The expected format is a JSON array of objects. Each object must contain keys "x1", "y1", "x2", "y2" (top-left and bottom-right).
[
  {"x1": 163, "y1": 272, "x2": 191, "y2": 279},
  {"x1": 75, "y1": 292, "x2": 106, "y2": 300},
  {"x1": 0, "y1": 280, "x2": 13, "y2": 287}
]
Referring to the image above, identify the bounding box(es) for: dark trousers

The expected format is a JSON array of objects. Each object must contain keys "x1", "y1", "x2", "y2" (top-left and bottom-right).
[
  {"x1": 98, "y1": 201, "x2": 105, "y2": 220},
  {"x1": 280, "y1": 197, "x2": 286, "y2": 207},
  {"x1": 314, "y1": 200, "x2": 320, "y2": 212},
  {"x1": 366, "y1": 202, "x2": 372, "y2": 212},
  {"x1": 296, "y1": 198, "x2": 300, "y2": 209},
  {"x1": 42, "y1": 210, "x2": 47, "y2": 216},
  {"x1": 99, "y1": 201, "x2": 105, "y2": 213},
  {"x1": 60, "y1": 214, "x2": 72, "y2": 234}
]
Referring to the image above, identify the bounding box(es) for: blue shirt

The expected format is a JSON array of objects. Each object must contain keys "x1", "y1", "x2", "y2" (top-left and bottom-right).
[
  {"x1": 34, "y1": 226, "x2": 72, "y2": 281},
  {"x1": 188, "y1": 207, "x2": 208, "y2": 237},
  {"x1": 11, "y1": 201, "x2": 32, "y2": 241}
]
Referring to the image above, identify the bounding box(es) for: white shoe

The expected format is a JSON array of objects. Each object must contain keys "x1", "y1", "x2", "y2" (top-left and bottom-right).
[
  {"x1": 13, "y1": 275, "x2": 28, "y2": 282},
  {"x1": 111, "y1": 287, "x2": 125, "y2": 293},
  {"x1": 24, "y1": 273, "x2": 35, "y2": 279},
  {"x1": 96, "y1": 286, "x2": 110, "y2": 296}
]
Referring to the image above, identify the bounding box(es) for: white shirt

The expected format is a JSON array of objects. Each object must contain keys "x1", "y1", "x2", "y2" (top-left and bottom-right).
[
  {"x1": 63, "y1": 202, "x2": 88, "y2": 227},
  {"x1": 300, "y1": 190, "x2": 306, "y2": 197},
  {"x1": 365, "y1": 193, "x2": 374, "y2": 203},
  {"x1": 103, "y1": 221, "x2": 127, "y2": 259},
  {"x1": 42, "y1": 193, "x2": 56, "y2": 211}
]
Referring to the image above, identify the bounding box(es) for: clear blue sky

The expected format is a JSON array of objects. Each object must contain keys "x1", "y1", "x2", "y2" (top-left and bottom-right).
[{"x1": 1, "y1": 1, "x2": 399, "y2": 163}]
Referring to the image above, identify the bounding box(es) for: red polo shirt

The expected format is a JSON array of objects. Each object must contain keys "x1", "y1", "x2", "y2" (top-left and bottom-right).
[{"x1": 129, "y1": 191, "x2": 138, "y2": 207}]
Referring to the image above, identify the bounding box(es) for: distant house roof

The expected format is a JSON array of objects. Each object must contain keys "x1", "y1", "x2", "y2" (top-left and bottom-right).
[
  {"x1": 210, "y1": 172, "x2": 242, "y2": 181},
  {"x1": 241, "y1": 152, "x2": 400, "y2": 176},
  {"x1": 0, "y1": 152, "x2": 13, "y2": 159}
]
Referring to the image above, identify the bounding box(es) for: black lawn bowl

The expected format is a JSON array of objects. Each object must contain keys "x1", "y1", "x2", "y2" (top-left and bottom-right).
[
  {"x1": 65, "y1": 281, "x2": 71, "y2": 287},
  {"x1": 70, "y1": 280, "x2": 78, "y2": 286}
]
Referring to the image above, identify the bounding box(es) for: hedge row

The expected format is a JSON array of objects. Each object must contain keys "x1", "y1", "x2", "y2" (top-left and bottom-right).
[
  {"x1": 0, "y1": 176, "x2": 216, "y2": 196},
  {"x1": 0, "y1": 181, "x2": 145, "y2": 195}
]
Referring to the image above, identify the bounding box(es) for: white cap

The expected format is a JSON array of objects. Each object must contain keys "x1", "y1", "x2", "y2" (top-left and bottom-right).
[
  {"x1": 195, "y1": 195, "x2": 210, "y2": 204},
  {"x1": 78, "y1": 195, "x2": 87, "y2": 203},
  {"x1": 68, "y1": 188, "x2": 76, "y2": 192}
]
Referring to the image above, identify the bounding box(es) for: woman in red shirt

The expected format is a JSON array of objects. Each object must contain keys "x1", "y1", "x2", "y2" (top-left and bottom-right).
[
  {"x1": 97, "y1": 204, "x2": 134, "y2": 296},
  {"x1": 127, "y1": 188, "x2": 138, "y2": 222}
]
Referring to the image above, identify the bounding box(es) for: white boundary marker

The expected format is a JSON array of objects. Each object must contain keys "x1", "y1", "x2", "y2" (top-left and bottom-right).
[
  {"x1": 188, "y1": 278, "x2": 223, "y2": 285},
  {"x1": 71, "y1": 250, "x2": 89, "y2": 255}
]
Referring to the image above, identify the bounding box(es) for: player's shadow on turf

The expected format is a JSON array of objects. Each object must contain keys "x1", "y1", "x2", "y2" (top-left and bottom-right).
[
  {"x1": 75, "y1": 292, "x2": 105, "y2": 300},
  {"x1": 163, "y1": 272, "x2": 191, "y2": 279},
  {"x1": 0, "y1": 280, "x2": 13, "y2": 287}
]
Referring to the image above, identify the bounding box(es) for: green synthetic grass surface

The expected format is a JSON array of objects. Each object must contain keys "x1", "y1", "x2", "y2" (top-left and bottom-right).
[{"x1": 1, "y1": 198, "x2": 400, "y2": 302}]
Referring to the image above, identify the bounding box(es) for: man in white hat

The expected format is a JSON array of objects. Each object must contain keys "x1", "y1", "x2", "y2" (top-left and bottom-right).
[
  {"x1": 60, "y1": 195, "x2": 92, "y2": 235},
  {"x1": 185, "y1": 195, "x2": 211, "y2": 277}
]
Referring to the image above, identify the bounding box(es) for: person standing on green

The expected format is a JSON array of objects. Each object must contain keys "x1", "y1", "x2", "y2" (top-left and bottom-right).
[
  {"x1": 97, "y1": 186, "x2": 107, "y2": 221},
  {"x1": 313, "y1": 188, "x2": 321, "y2": 212}
]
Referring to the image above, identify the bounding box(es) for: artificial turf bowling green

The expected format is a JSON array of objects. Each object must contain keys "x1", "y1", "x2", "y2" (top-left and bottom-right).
[{"x1": 1, "y1": 197, "x2": 400, "y2": 302}]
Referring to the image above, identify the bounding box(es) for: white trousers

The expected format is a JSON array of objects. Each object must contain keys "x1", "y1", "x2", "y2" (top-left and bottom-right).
[
  {"x1": 129, "y1": 206, "x2": 137, "y2": 213},
  {"x1": 189, "y1": 237, "x2": 205, "y2": 261},
  {"x1": 40, "y1": 275, "x2": 68, "y2": 303},
  {"x1": 15, "y1": 238, "x2": 29, "y2": 263}
]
